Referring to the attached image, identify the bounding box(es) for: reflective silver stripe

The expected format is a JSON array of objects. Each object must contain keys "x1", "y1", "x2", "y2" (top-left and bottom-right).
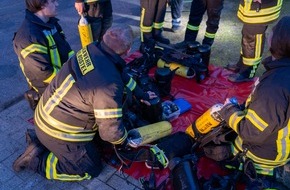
[
  {"x1": 35, "y1": 103, "x2": 96, "y2": 142},
  {"x1": 245, "y1": 109, "x2": 268, "y2": 131},
  {"x1": 126, "y1": 78, "x2": 136, "y2": 91},
  {"x1": 94, "y1": 108, "x2": 122, "y2": 119},
  {"x1": 44, "y1": 74, "x2": 75, "y2": 113},
  {"x1": 276, "y1": 124, "x2": 290, "y2": 162},
  {"x1": 43, "y1": 28, "x2": 61, "y2": 70}
]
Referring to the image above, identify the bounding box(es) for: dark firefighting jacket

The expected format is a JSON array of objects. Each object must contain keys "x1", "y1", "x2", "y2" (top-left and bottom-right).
[
  {"x1": 221, "y1": 57, "x2": 290, "y2": 175},
  {"x1": 237, "y1": 0, "x2": 283, "y2": 24},
  {"x1": 35, "y1": 41, "x2": 147, "y2": 144},
  {"x1": 13, "y1": 10, "x2": 73, "y2": 95}
]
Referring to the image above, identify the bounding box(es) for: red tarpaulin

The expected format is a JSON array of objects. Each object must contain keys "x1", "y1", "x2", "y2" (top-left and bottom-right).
[{"x1": 123, "y1": 52, "x2": 256, "y2": 189}]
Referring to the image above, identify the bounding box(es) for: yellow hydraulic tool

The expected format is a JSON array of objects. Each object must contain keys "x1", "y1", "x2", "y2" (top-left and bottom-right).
[{"x1": 78, "y1": 15, "x2": 93, "y2": 47}]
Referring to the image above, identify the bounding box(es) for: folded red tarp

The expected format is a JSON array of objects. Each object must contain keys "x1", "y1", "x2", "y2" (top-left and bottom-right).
[{"x1": 123, "y1": 52, "x2": 256, "y2": 189}]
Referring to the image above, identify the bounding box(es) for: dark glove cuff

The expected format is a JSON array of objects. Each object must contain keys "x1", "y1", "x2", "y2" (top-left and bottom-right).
[{"x1": 220, "y1": 103, "x2": 241, "y2": 121}]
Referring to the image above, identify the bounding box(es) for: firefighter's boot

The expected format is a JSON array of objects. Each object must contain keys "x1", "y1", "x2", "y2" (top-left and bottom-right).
[
  {"x1": 225, "y1": 56, "x2": 243, "y2": 73},
  {"x1": 13, "y1": 142, "x2": 45, "y2": 172},
  {"x1": 153, "y1": 29, "x2": 170, "y2": 44}
]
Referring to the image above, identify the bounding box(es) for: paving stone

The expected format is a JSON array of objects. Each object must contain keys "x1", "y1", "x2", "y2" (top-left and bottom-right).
[
  {"x1": 80, "y1": 178, "x2": 114, "y2": 190},
  {"x1": 96, "y1": 164, "x2": 117, "y2": 182},
  {"x1": 107, "y1": 174, "x2": 136, "y2": 190}
]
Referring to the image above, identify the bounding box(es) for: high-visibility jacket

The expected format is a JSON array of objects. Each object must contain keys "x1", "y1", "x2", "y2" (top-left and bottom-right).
[
  {"x1": 237, "y1": 0, "x2": 283, "y2": 24},
  {"x1": 13, "y1": 10, "x2": 73, "y2": 95},
  {"x1": 34, "y1": 41, "x2": 147, "y2": 144},
  {"x1": 221, "y1": 57, "x2": 290, "y2": 175}
]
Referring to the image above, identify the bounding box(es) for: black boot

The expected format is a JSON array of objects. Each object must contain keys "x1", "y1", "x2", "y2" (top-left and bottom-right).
[
  {"x1": 225, "y1": 56, "x2": 243, "y2": 73},
  {"x1": 153, "y1": 29, "x2": 170, "y2": 44}
]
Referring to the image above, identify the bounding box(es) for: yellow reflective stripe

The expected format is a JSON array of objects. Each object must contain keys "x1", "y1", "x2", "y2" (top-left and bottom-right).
[
  {"x1": 255, "y1": 34, "x2": 263, "y2": 59},
  {"x1": 44, "y1": 74, "x2": 75, "y2": 114},
  {"x1": 229, "y1": 111, "x2": 244, "y2": 132},
  {"x1": 140, "y1": 7, "x2": 152, "y2": 42},
  {"x1": 238, "y1": 2, "x2": 282, "y2": 17},
  {"x1": 126, "y1": 78, "x2": 137, "y2": 91},
  {"x1": 43, "y1": 29, "x2": 62, "y2": 70},
  {"x1": 140, "y1": 25, "x2": 152, "y2": 33},
  {"x1": 186, "y1": 24, "x2": 199, "y2": 31},
  {"x1": 21, "y1": 44, "x2": 47, "y2": 58},
  {"x1": 19, "y1": 59, "x2": 37, "y2": 91},
  {"x1": 94, "y1": 108, "x2": 122, "y2": 119},
  {"x1": 237, "y1": 4, "x2": 282, "y2": 24},
  {"x1": 245, "y1": 109, "x2": 268, "y2": 131},
  {"x1": 68, "y1": 50, "x2": 75, "y2": 58},
  {"x1": 111, "y1": 130, "x2": 128, "y2": 144},
  {"x1": 35, "y1": 106, "x2": 96, "y2": 142},
  {"x1": 242, "y1": 56, "x2": 262, "y2": 66},
  {"x1": 46, "y1": 152, "x2": 91, "y2": 181},
  {"x1": 204, "y1": 32, "x2": 216, "y2": 39},
  {"x1": 276, "y1": 121, "x2": 290, "y2": 162},
  {"x1": 153, "y1": 22, "x2": 163, "y2": 29},
  {"x1": 43, "y1": 69, "x2": 57, "y2": 83}
]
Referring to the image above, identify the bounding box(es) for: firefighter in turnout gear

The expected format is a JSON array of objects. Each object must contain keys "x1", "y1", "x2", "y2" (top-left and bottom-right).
[
  {"x1": 226, "y1": 0, "x2": 283, "y2": 82},
  {"x1": 174, "y1": 0, "x2": 224, "y2": 48},
  {"x1": 220, "y1": 16, "x2": 290, "y2": 189},
  {"x1": 75, "y1": 0, "x2": 112, "y2": 42},
  {"x1": 13, "y1": 25, "x2": 157, "y2": 181},
  {"x1": 13, "y1": 0, "x2": 74, "y2": 110},
  {"x1": 140, "y1": 0, "x2": 170, "y2": 52}
]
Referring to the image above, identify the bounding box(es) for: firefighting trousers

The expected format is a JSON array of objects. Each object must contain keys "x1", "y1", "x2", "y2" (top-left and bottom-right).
[
  {"x1": 185, "y1": 0, "x2": 224, "y2": 46},
  {"x1": 140, "y1": 0, "x2": 167, "y2": 42},
  {"x1": 239, "y1": 23, "x2": 267, "y2": 78},
  {"x1": 35, "y1": 125, "x2": 103, "y2": 181},
  {"x1": 85, "y1": 0, "x2": 113, "y2": 41}
]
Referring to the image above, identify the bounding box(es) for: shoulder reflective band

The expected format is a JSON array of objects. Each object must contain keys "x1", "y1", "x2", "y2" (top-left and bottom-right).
[{"x1": 21, "y1": 44, "x2": 48, "y2": 58}]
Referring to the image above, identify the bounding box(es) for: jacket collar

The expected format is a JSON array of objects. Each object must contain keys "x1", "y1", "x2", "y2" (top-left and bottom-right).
[
  {"x1": 98, "y1": 41, "x2": 126, "y2": 72},
  {"x1": 25, "y1": 9, "x2": 59, "y2": 29},
  {"x1": 263, "y1": 56, "x2": 290, "y2": 71}
]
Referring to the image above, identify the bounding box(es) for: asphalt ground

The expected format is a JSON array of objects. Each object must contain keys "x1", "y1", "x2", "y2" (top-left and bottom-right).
[{"x1": 0, "y1": 0, "x2": 289, "y2": 189}]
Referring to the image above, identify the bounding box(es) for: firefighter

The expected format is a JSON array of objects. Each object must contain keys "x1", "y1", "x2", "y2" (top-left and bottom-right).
[
  {"x1": 220, "y1": 16, "x2": 290, "y2": 189},
  {"x1": 169, "y1": 0, "x2": 184, "y2": 32},
  {"x1": 13, "y1": 0, "x2": 74, "y2": 110},
  {"x1": 140, "y1": 0, "x2": 170, "y2": 53},
  {"x1": 225, "y1": 0, "x2": 283, "y2": 82},
  {"x1": 12, "y1": 25, "x2": 157, "y2": 181},
  {"x1": 75, "y1": 0, "x2": 112, "y2": 42},
  {"x1": 174, "y1": 0, "x2": 224, "y2": 48}
]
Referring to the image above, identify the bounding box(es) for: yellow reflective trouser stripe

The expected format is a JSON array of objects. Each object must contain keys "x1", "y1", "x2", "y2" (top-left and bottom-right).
[
  {"x1": 111, "y1": 130, "x2": 128, "y2": 144},
  {"x1": 126, "y1": 78, "x2": 137, "y2": 91},
  {"x1": 204, "y1": 32, "x2": 216, "y2": 39},
  {"x1": 140, "y1": 8, "x2": 152, "y2": 42},
  {"x1": 43, "y1": 29, "x2": 62, "y2": 71},
  {"x1": 21, "y1": 44, "x2": 48, "y2": 58},
  {"x1": 229, "y1": 111, "x2": 244, "y2": 132},
  {"x1": 35, "y1": 74, "x2": 96, "y2": 142},
  {"x1": 46, "y1": 152, "x2": 91, "y2": 181},
  {"x1": 245, "y1": 109, "x2": 268, "y2": 132},
  {"x1": 186, "y1": 24, "x2": 199, "y2": 31},
  {"x1": 94, "y1": 108, "x2": 123, "y2": 119},
  {"x1": 276, "y1": 121, "x2": 290, "y2": 162},
  {"x1": 242, "y1": 56, "x2": 262, "y2": 66},
  {"x1": 153, "y1": 22, "x2": 163, "y2": 29}
]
